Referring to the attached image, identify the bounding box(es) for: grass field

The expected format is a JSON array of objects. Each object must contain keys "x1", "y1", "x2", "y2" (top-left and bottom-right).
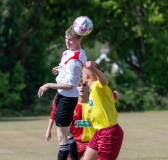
[{"x1": 0, "y1": 111, "x2": 168, "y2": 160}]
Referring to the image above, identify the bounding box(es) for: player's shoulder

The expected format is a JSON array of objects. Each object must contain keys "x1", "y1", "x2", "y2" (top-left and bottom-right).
[
  {"x1": 62, "y1": 50, "x2": 70, "y2": 55},
  {"x1": 79, "y1": 49, "x2": 87, "y2": 63},
  {"x1": 93, "y1": 80, "x2": 108, "y2": 89},
  {"x1": 76, "y1": 103, "x2": 83, "y2": 107},
  {"x1": 74, "y1": 103, "x2": 83, "y2": 112},
  {"x1": 80, "y1": 48, "x2": 87, "y2": 55},
  {"x1": 61, "y1": 50, "x2": 69, "y2": 58}
]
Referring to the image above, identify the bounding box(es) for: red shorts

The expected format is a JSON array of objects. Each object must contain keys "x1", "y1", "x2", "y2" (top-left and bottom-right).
[
  {"x1": 76, "y1": 141, "x2": 88, "y2": 159},
  {"x1": 88, "y1": 124, "x2": 124, "y2": 160},
  {"x1": 68, "y1": 141, "x2": 88, "y2": 159}
]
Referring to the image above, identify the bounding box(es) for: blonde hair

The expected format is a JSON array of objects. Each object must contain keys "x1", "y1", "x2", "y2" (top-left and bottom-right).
[{"x1": 65, "y1": 25, "x2": 81, "y2": 39}]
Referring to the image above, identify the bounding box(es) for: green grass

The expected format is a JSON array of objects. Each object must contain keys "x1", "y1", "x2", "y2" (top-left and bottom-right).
[{"x1": 0, "y1": 111, "x2": 168, "y2": 160}]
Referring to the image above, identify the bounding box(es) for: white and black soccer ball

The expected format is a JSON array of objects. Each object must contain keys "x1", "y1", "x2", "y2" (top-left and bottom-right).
[{"x1": 73, "y1": 16, "x2": 93, "y2": 36}]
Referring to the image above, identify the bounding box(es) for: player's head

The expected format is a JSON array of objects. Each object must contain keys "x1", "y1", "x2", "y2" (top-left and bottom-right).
[
  {"x1": 81, "y1": 61, "x2": 100, "y2": 85},
  {"x1": 77, "y1": 80, "x2": 89, "y2": 97},
  {"x1": 65, "y1": 25, "x2": 82, "y2": 51}
]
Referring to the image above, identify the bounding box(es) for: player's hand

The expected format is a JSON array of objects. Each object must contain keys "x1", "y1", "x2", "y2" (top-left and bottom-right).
[
  {"x1": 52, "y1": 66, "x2": 60, "y2": 75},
  {"x1": 84, "y1": 61, "x2": 94, "y2": 69},
  {"x1": 38, "y1": 84, "x2": 49, "y2": 97},
  {"x1": 46, "y1": 129, "x2": 51, "y2": 141}
]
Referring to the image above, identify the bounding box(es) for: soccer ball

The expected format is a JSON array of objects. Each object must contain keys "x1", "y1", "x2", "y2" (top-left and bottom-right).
[{"x1": 73, "y1": 16, "x2": 93, "y2": 36}]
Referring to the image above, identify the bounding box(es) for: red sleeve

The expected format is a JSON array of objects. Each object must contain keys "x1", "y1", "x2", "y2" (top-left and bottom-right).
[{"x1": 50, "y1": 94, "x2": 57, "y2": 120}]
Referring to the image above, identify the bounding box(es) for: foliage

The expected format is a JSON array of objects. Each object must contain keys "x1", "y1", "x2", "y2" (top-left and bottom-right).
[
  {"x1": 97, "y1": 0, "x2": 168, "y2": 94},
  {"x1": 104, "y1": 66, "x2": 168, "y2": 111},
  {"x1": 0, "y1": 62, "x2": 25, "y2": 114},
  {"x1": 0, "y1": 0, "x2": 168, "y2": 115}
]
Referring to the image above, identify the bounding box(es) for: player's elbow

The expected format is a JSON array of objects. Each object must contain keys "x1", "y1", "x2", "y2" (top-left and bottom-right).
[{"x1": 68, "y1": 85, "x2": 73, "y2": 89}]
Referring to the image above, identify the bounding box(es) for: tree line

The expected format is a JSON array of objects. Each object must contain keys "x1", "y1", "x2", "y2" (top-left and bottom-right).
[{"x1": 0, "y1": 0, "x2": 168, "y2": 116}]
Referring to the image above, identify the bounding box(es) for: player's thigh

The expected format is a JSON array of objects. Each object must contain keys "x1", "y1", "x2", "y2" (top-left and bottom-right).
[
  {"x1": 55, "y1": 94, "x2": 77, "y2": 126},
  {"x1": 57, "y1": 126, "x2": 70, "y2": 145},
  {"x1": 83, "y1": 146, "x2": 97, "y2": 160}
]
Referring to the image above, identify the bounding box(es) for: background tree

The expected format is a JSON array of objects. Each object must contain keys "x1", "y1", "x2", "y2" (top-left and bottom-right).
[{"x1": 0, "y1": 0, "x2": 168, "y2": 115}]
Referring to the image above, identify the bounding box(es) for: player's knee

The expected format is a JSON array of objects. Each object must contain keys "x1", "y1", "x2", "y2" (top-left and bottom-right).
[
  {"x1": 57, "y1": 134, "x2": 68, "y2": 144},
  {"x1": 57, "y1": 134, "x2": 63, "y2": 143}
]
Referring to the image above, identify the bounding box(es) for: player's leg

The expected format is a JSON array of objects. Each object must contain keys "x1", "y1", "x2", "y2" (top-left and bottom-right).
[
  {"x1": 109, "y1": 124, "x2": 124, "y2": 160},
  {"x1": 68, "y1": 132, "x2": 79, "y2": 160},
  {"x1": 83, "y1": 133, "x2": 98, "y2": 160},
  {"x1": 57, "y1": 126, "x2": 71, "y2": 160},
  {"x1": 83, "y1": 147, "x2": 97, "y2": 160},
  {"x1": 56, "y1": 93, "x2": 78, "y2": 160}
]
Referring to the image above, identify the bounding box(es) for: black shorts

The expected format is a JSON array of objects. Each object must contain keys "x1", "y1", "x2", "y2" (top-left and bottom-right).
[{"x1": 55, "y1": 93, "x2": 78, "y2": 127}]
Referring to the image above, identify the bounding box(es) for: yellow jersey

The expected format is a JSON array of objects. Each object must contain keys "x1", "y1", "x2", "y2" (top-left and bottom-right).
[{"x1": 88, "y1": 81, "x2": 118, "y2": 130}]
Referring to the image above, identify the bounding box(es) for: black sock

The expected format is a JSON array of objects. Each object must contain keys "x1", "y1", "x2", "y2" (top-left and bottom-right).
[
  {"x1": 68, "y1": 137, "x2": 78, "y2": 160},
  {"x1": 57, "y1": 144, "x2": 70, "y2": 160}
]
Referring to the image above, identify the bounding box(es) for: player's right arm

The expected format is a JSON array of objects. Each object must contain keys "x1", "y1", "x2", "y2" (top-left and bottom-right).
[
  {"x1": 85, "y1": 61, "x2": 107, "y2": 86},
  {"x1": 38, "y1": 83, "x2": 73, "y2": 97}
]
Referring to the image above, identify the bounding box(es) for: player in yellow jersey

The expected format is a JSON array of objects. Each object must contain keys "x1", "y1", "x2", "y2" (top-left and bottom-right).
[{"x1": 82, "y1": 61, "x2": 124, "y2": 160}]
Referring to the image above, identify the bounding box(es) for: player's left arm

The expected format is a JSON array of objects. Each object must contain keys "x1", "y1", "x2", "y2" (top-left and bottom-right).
[
  {"x1": 46, "y1": 118, "x2": 54, "y2": 141},
  {"x1": 46, "y1": 94, "x2": 57, "y2": 141}
]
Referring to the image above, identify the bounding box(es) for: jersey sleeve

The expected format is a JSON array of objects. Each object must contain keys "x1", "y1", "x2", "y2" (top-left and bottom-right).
[
  {"x1": 94, "y1": 81, "x2": 118, "y2": 102},
  {"x1": 112, "y1": 91, "x2": 117, "y2": 99},
  {"x1": 49, "y1": 94, "x2": 57, "y2": 120}
]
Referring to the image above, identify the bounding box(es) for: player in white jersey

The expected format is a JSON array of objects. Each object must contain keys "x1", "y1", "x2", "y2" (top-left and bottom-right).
[
  {"x1": 56, "y1": 48, "x2": 86, "y2": 97},
  {"x1": 38, "y1": 25, "x2": 87, "y2": 160}
]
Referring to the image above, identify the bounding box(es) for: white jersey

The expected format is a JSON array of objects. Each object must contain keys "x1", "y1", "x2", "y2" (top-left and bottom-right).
[{"x1": 56, "y1": 49, "x2": 87, "y2": 97}]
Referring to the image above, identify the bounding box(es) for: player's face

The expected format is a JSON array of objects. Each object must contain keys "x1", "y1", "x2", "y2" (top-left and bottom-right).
[
  {"x1": 65, "y1": 36, "x2": 80, "y2": 51},
  {"x1": 77, "y1": 82, "x2": 89, "y2": 96}
]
